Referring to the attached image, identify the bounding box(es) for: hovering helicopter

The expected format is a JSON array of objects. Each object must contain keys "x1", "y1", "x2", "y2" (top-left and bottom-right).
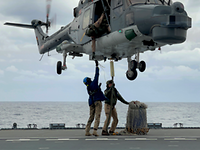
[{"x1": 4, "y1": 0, "x2": 191, "y2": 81}]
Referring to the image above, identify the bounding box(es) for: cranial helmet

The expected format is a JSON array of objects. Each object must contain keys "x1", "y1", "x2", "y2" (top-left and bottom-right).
[
  {"x1": 83, "y1": 77, "x2": 91, "y2": 86},
  {"x1": 106, "y1": 80, "x2": 115, "y2": 88},
  {"x1": 106, "y1": 80, "x2": 113, "y2": 85}
]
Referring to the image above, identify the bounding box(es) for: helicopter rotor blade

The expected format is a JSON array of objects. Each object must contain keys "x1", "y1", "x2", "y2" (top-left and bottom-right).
[
  {"x1": 4, "y1": 22, "x2": 34, "y2": 29},
  {"x1": 46, "y1": 0, "x2": 52, "y2": 34}
]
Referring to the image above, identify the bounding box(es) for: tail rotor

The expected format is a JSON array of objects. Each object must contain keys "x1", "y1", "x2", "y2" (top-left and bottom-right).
[{"x1": 45, "y1": 0, "x2": 51, "y2": 34}]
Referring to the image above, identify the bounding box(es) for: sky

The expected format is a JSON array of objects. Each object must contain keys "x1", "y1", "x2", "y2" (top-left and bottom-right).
[{"x1": 0, "y1": 0, "x2": 199, "y2": 102}]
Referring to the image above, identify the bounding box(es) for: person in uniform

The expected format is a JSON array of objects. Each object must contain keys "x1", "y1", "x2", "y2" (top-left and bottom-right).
[
  {"x1": 102, "y1": 80, "x2": 129, "y2": 135},
  {"x1": 83, "y1": 60, "x2": 107, "y2": 136},
  {"x1": 86, "y1": 12, "x2": 111, "y2": 59}
]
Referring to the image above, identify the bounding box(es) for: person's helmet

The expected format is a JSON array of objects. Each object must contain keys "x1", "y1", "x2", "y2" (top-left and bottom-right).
[
  {"x1": 83, "y1": 77, "x2": 91, "y2": 86},
  {"x1": 106, "y1": 80, "x2": 115, "y2": 88},
  {"x1": 106, "y1": 80, "x2": 113, "y2": 85}
]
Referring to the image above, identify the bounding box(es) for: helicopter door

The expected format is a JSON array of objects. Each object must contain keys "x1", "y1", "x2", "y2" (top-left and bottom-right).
[
  {"x1": 79, "y1": 4, "x2": 96, "y2": 44},
  {"x1": 110, "y1": 0, "x2": 124, "y2": 31}
]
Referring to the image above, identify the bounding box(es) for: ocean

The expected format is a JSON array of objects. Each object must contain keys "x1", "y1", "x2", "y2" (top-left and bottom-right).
[{"x1": 0, "y1": 102, "x2": 199, "y2": 129}]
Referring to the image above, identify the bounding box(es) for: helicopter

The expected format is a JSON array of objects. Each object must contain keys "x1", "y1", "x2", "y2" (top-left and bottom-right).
[{"x1": 4, "y1": 0, "x2": 191, "y2": 81}]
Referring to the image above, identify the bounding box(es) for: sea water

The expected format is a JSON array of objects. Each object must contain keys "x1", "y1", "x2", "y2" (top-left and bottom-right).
[{"x1": 0, "y1": 102, "x2": 199, "y2": 129}]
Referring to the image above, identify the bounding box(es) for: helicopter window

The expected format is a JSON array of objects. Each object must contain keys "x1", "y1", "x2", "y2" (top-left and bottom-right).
[
  {"x1": 126, "y1": 13, "x2": 134, "y2": 26},
  {"x1": 69, "y1": 27, "x2": 71, "y2": 34},
  {"x1": 82, "y1": 9, "x2": 91, "y2": 29},
  {"x1": 74, "y1": 7, "x2": 77, "y2": 18}
]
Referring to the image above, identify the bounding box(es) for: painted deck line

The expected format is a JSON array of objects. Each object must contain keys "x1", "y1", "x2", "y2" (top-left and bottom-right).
[
  {"x1": 125, "y1": 138, "x2": 157, "y2": 141},
  {"x1": 6, "y1": 139, "x2": 40, "y2": 142},
  {"x1": 164, "y1": 138, "x2": 197, "y2": 141},
  {"x1": 85, "y1": 138, "x2": 118, "y2": 141},
  {"x1": 46, "y1": 139, "x2": 79, "y2": 141}
]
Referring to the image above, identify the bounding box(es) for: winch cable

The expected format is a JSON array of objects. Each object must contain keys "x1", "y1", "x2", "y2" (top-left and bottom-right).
[
  {"x1": 98, "y1": 62, "x2": 107, "y2": 83},
  {"x1": 106, "y1": 60, "x2": 115, "y2": 132}
]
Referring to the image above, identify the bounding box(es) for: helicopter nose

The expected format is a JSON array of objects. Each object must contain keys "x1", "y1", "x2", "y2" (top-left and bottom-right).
[{"x1": 151, "y1": 2, "x2": 192, "y2": 44}]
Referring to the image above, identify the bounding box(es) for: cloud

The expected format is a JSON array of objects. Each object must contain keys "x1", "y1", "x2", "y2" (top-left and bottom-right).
[
  {"x1": 10, "y1": 59, "x2": 26, "y2": 63},
  {"x1": 37, "y1": 70, "x2": 48, "y2": 74},
  {"x1": 6, "y1": 66, "x2": 18, "y2": 72},
  {"x1": 153, "y1": 48, "x2": 200, "y2": 66},
  {"x1": 0, "y1": 69, "x2": 4, "y2": 75},
  {"x1": 146, "y1": 65, "x2": 200, "y2": 80},
  {"x1": 0, "y1": 0, "x2": 80, "y2": 27},
  {"x1": 0, "y1": 0, "x2": 199, "y2": 102}
]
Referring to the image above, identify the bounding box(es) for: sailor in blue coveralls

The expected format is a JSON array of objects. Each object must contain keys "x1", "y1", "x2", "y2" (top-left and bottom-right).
[{"x1": 83, "y1": 60, "x2": 107, "y2": 136}]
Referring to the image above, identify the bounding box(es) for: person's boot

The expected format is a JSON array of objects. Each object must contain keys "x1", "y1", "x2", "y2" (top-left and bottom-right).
[
  {"x1": 102, "y1": 130, "x2": 109, "y2": 136},
  {"x1": 93, "y1": 130, "x2": 99, "y2": 136},
  {"x1": 109, "y1": 130, "x2": 114, "y2": 134},
  {"x1": 85, "y1": 132, "x2": 92, "y2": 136}
]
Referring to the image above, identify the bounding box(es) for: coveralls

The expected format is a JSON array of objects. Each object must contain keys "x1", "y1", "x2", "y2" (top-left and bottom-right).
[
  {"x1": 85, "y1": 67, "x2": 106, "y2": 135},
  {"x1": 102, "y1": 87, "x2": 129, "y2": 132}
]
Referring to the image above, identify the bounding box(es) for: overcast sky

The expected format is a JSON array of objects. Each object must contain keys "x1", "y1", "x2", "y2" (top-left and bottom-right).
[{"x1": 0, "y1": 0, "x2": 199, "y2": 102}]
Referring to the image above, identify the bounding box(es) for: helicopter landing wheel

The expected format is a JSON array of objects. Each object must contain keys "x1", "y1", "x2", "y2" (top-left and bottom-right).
[
  {"x1": 126, "y1": 70, "x2": 138, "y2": 81},
  {"x1": 57, "y1": 61, "x2": 62, "y2": 75},
  {"x1": 130, "y1": 60, "x2": 137, "y2": 71},
  {"x1": 138, "y1": 61, "x2": 146, "y2": 72}
]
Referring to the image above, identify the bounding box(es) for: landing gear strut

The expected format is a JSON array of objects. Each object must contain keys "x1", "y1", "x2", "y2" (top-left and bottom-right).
[
  {"x1": 57, "y1": 51, "x2": 67, "y2": 75},
  {"x1": 126, "y1": 53, "x2": 146, "y2": 81}
]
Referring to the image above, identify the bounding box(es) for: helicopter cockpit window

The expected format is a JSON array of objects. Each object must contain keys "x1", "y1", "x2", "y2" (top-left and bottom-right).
[
  {"x1": 82, "y1": 9, "x2": 91, "y2": 29},
  {"x1": 113, "y1": 0, "x2": 123, "y2": 16}
]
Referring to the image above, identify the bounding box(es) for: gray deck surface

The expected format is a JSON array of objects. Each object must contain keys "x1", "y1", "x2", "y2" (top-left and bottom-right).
[{"x1": 1, "y1": 129, "x2": 200, "y2": 150}]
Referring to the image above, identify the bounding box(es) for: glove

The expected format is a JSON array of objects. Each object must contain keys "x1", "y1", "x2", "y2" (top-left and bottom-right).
[{"x1": 95, "y1": 60, "x2": 98, "y2": 67}]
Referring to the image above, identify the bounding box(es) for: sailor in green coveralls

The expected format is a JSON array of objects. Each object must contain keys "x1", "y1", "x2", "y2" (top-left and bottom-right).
[{"x1": 102, "y1": 80, "x2": 129, "y2": 135}]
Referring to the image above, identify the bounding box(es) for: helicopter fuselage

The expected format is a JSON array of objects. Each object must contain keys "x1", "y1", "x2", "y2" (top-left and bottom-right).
[
  {"x1": 5, "y1": 0, "x2": 191, "y2": 80},
  {"x1": 40, "y1": 0, "x2": 191, "y2": 61}
]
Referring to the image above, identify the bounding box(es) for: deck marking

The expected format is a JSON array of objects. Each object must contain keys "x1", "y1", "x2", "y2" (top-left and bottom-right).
[
  {"x1": 125, "y1": 138, "x2": 157, "y2": 141},
  {"x1": 165, "y1": 138, "x2": 197, "y2": 141},
  {"x1": 86, "y1": 138, "x2": 118, "y2": 141},
  {"x1": 58, "y1": 138, "x2": 79, "y2": 141},
  {"x1": 46, "y1": 138, "x2": 79, "y2": 141},
  {"x1": 6, "y1": 139, "x2": 39, "y2": 142}
]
